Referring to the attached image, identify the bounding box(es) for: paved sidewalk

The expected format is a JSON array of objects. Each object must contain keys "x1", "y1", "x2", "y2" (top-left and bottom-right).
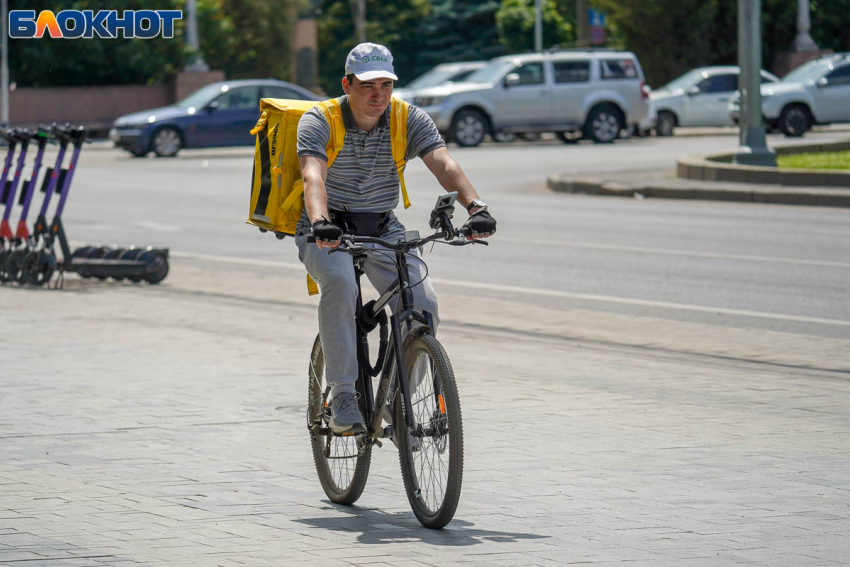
[{"x1": 1, "y1": 260, "x2": 849, "y2": 566}]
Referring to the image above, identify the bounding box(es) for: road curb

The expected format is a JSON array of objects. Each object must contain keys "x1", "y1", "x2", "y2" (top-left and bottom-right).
[
  {"x1": 677, "y1": 138, "x2": 850, "y2": 188},
  {"x1": 547, "y1": 175, "x2": 850, "y2": 207}
]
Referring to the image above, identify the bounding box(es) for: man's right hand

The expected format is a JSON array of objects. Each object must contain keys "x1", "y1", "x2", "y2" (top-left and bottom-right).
[{"x1": 311, "y1": 218, "x2": 343, "y2": 249}]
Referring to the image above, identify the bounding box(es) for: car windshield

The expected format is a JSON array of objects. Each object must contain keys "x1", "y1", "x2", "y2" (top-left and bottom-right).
[
  {"x1": 407, "y1": 68, "x2": 461, "y2": 89},
  {"x1": 658, "y1": 69, "x2": 704, "y2": 91},
  {"x1": 174, "y1": 84, "x2": 229, "y2": 109},
  {"x1": 782, "y1": 60, "x2": 830, "y2": 84},
  {"x1": 465, "y1": 61, "x2": 514, "y2": 83}
]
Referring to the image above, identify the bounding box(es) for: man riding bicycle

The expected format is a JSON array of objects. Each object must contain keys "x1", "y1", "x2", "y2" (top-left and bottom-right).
[{"x1": 296, "y1": 43, "x2": 497, "y2": 435}]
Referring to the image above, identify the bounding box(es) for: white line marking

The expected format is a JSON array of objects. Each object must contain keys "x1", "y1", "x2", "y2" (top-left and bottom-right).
[
  {"x1": 170, "y1": 250, "x2": 850, "y2": 328},
  {"x1": 495, "y1": 237, "x2": 850, "y2": 269}
]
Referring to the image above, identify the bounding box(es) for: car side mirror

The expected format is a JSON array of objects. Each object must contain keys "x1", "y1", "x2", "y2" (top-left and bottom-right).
[
  {"x1": 206, "y1": 100, "x2": 219, "y2": 112},
  {"x1": 504, "y1": 73, "x2": 521, "y2": 88},
  {"x1": 817, "y1": 76, "x2": 829, "y2": 88},
  {"x1": 686, "y1": 86, "x2": 700, "y2": 96}
]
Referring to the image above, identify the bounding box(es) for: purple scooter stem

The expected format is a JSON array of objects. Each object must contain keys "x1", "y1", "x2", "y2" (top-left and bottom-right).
[
  {"x1": 53, "y1": 144, "x2": 82, "y2": 219},
  {"x1": 0, "y1": 130, "x2": 17, "y2": 193},
  {"x1": 1, "y1": 133, "x2": 30, "y2": 240},
  {"x1": 32, "y1": 139, "x2": 68, "y2": 241},
  {"x1": 15, "y1": 130, "x2": 51, "y2": 240}
]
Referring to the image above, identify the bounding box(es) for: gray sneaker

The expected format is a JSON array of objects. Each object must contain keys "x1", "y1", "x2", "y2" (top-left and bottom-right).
[{"x1": 329, "y1": 393, "x2": 366, "y2": 435}]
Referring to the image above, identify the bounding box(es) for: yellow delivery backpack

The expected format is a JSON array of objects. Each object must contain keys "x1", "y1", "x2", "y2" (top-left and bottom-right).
[{"x1": 246, "y1": 97, "x2": 412, "y2": 294}]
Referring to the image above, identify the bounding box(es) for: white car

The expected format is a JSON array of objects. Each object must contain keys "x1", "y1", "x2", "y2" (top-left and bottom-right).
[
  {"x1": 729, "y1": 53, "x2": 850, "y2": 137},
  {"x1": 393, "y1": 61, "x2": 487, "y2": 102},
  {"x1": 650, "y1": 66, "x2": 780, "y2": 136},
  {"x1": 414, "y1": 50, "x2": 650, "y2": 146}
]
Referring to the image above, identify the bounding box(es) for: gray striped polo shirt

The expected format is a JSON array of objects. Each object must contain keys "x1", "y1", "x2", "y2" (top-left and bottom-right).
[{"x1": 296, "y1": 96, "x2": 445, "y2": 216}]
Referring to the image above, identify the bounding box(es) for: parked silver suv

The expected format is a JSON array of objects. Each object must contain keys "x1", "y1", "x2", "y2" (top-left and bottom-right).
[{"x1": 413, "y1": 50, "x2": 650, "y2": 146}]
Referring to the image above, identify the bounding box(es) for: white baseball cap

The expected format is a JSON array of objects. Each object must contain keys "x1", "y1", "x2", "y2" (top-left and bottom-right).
[{"x1": 344, "y1": 43, "x2": 398, "y2": 81}]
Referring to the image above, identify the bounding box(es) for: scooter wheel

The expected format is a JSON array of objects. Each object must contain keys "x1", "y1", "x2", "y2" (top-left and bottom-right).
[
  {"x1": 94, "y1": 248, "x2": 126, "y2": 281},
  {"x1": 0, "y1": 250, "x2": 9, "y2": 283},
  {"x1": 85, "y1": 246, "x2": 112, "y2": 280},
  {"x1": 87, "y1": 246, "x2": 111, "y2": 259},
  {"x1": 119, "y1": 248, "x2": 145, "y2": 282},
  {"x1": 21, "y1": 250, "x2": 56, "y2": 286},
  {"x1": 6, "y1": 250, "x2": 28, "y2": 283},
  {"x1": 139, "y1": 249, "x2": 169, "y2": 284},
  {"x1": 73, "y1": 246, "x2": 96, "y2": 259}
]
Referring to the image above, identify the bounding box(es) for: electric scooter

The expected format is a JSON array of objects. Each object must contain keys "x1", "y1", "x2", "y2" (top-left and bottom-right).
[
  {"x1": 3, "y1": 127, "x2": 52, "y2": 283},
  {"x1": 21, "y1": 124, "x2": 169, "y2": 286},
  {"x1": 0, "y1": 129, "x2": 32, "y2": 282}
]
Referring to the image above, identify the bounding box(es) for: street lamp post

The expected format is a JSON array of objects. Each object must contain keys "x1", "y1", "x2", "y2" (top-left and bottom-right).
[
  {"x1": 1, "y1": 0, "x2": 9, "y2": 124},
  {"x1": 351, "y1": 0, "x2": 366, "y2": 43},
  {"x1": 734, "y1": 0, "x2": 776, "y2": 167},
  {"x1": 534, "y1": 0, "x2": 543, "y2": 52},
  {"x1": 184, "y1": 0, "x2": 210, "y2": 72},
  {"x1": 794, "y1": 0, "x2": 818, "y2": 52}
]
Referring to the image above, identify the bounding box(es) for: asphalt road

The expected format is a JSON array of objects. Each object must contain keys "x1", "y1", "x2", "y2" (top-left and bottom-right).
[{"x1": 59, "y1": 130, "x2": 850, "y2": 339}]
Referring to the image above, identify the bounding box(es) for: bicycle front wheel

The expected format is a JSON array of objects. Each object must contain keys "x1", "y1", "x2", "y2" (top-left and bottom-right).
[
  {"x1": 307, "y1": 334, "x2": 371, "y2": 504},
  {"x1": 395, "y1": 334, "x2": 463, "y2": 529}
]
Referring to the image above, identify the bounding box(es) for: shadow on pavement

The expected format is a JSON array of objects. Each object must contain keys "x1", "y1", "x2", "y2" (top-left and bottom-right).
[{"x1": 295, "y1": 503, "x2": 550, "y2": 546}]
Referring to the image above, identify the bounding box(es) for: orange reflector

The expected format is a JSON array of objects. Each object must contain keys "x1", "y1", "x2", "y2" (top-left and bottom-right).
[{"x1": 438, "y1": 395, "x2": 446, "y2": 414}]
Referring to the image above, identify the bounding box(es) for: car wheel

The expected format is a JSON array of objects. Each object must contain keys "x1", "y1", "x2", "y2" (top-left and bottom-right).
[
  {"x1": 152, "y1": 127, "x2": 182, "y2": 157},
  {"x1": 656, "y1": 111, "x2": 676, "y2": 137},
  {"x1": 451, "y1": 110, "x2": 487, "y2": 147},
  {"x1": 556, "y1": 131, "x2": 580, "y2": 144},
  {"x1": 492, "y1": 131, "x2": 516, "y2": 143},
  {"x1": 585, "y1": 105, "x2": 622, "y2": 144},
  {"x1": 778, "y1": 104, "x2": 812, "y2": 137}
]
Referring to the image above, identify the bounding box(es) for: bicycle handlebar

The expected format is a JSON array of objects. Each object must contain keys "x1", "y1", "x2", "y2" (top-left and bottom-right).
[{"x1": 307, "y1": 225, "x2": 488, "y2": 255}]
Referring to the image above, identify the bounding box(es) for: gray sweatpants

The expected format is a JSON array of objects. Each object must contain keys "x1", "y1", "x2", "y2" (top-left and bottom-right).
[{"x1": 295, "y1": 220, "x2": 439, "y2": 399}]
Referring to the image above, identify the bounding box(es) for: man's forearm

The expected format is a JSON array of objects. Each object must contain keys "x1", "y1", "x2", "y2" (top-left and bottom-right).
[
  {"x1": 434, "y1": 159, "x2": 480, "y2": 209},
  {"x1": 304, "y1": 178, "x2": 330, "y2": 224}
]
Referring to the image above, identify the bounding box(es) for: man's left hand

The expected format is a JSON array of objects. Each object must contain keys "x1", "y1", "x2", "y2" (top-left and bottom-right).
[{"x1": 463, "y1": 210, "x2": 497, "y2": 240}]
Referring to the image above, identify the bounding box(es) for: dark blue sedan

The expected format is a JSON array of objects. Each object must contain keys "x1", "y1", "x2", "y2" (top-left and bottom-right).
[{"x1": 109, "y1": 79, "x2": 319, "y2": 157}]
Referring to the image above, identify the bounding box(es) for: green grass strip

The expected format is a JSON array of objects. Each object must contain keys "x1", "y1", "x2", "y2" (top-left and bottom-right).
[{"x1": 777, "y1": 150, "x2": 850, "y2": 170}]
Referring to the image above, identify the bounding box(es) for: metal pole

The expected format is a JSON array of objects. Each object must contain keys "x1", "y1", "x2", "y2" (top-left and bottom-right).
[
  {"x1": 1, "y1": 0, "x2": 9, "y2": 123},
  {"x1": 184, "y1": 0, "x2": 209, "y2": 72},
  {"x1": 350, "y1": 0, "x2": 366, "y2": 43},
  {"x1": 734, "y1": 0, "x2": 776, "y2": 166},
  {"x1": 794, "y1": 0, "x2": 818, "y2": 52},
  {"x1": 576, "y1": 0, "x2": 588, "y2": 47},
  {"x1": 534, "y1": 0, "x2": 543, "y2": 52}
]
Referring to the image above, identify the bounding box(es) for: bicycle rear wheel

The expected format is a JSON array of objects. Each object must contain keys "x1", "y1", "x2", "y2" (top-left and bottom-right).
[
  {"x1": 307, "y1": 334, "x2": 371, "y2": 504},
  {"x1": 395, "y1": 334, "x2": 463, "y2": 529}
]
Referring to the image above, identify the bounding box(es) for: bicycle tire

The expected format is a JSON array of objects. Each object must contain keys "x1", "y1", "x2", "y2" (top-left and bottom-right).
[
  {"x1": 307, "y1": 333, "x2": 372, "y2": 505},
  {"x1": 395, "y1": 334, "x2": 463, "y2": 529}
]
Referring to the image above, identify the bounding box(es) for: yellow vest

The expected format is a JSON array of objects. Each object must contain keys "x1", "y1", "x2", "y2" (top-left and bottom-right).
[{"x1": 247, "y1": 97, "x2": 411, "y2": 294}]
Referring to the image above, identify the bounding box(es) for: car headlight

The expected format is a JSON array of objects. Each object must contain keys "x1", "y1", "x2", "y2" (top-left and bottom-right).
[{"x1": 414, "y1": 96, "x2": 445, "y2": 107}]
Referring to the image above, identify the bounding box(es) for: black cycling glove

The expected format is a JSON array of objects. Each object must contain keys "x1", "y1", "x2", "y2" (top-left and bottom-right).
[
  {"x1": 311, "y1": 218, "x2": 343, "y2": 243},
  {"x1": 463, "y1": 210, "x2": 497, "y2": 237}
]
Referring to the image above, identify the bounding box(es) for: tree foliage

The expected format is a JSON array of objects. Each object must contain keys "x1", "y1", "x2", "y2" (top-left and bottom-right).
[
  {"x1": 315, "y1": 0, "x2": 430, "y2": 95},
  {"x1": 496, "y1": 0, "x2": 573, "y2": 54},
  {"x1": 9, "y1": 0, "x2": 188, "y2": 87},
  {"x1": 595, "y1": 0, "x2": 850, "y2": 88},
  {"x1": 8, "y1": 0, "x2": 301, "y2": 87},
  {"x1": 199, "y1": 0, "x2": 301, "y2": 80},
  {"x1": 411, "y1": 0, "x2": 508, "y2": 82}
]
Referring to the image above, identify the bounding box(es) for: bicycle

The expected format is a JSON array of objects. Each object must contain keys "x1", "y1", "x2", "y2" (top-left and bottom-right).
[{"x1": 306, "y1": 191, "x2": 487, "y2": 529}]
